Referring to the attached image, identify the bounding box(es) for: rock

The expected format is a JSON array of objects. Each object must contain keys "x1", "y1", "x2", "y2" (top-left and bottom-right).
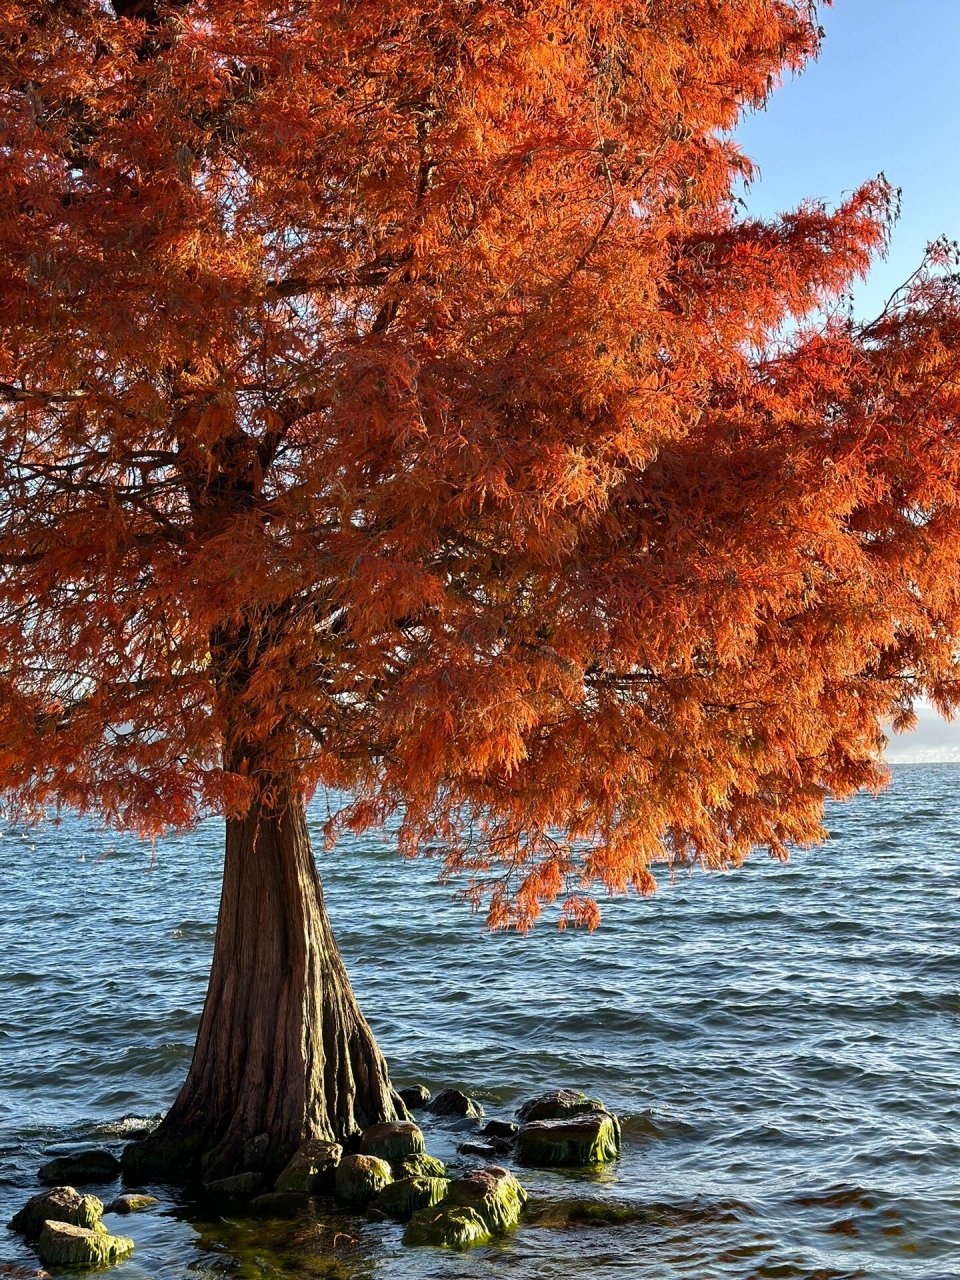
[
  {"x1": 444, "y1": 1166, "x2": 526, "y2": 1235},
  {"x1": 105, "y1": 1193, "x2": 159, "y2": 1214},
  {"x1": 251, "y1": 1191, "x2": 311, "y2": 1218},
  {"x1": 517, "y1": 1111, "x2": 622, "y2": 1166},
  {"x1": 403, "y1": 1204, "x2": 491, "y2": 1249},
  {"x1": 358, "y1": 1120, "x2": 424, "y2": 1161},
  {"x1": 273, "y1": 1138, "x2": 342, "y2": 1194},
  {"x1": 480, "y1": 1119, "x2": 519, "y2": 1140},
  {"x1": 202, "y1": 1172, "x2": 263, "y2": 1197},
  {"x1": 334, "y1": 1154, "x2": 392, "y2": 1207},
  {"x1": 398, "y1": 1084, "x2": 431, "y2": 1110},
  {"x1": 37, "y1": 1221, "x2": 134, "y2": 1268},
  {"x1": 392, "y1": 1153, "x2": 446, "y2": 1179},
  {"x1": 515, "y1": 1088, "x2": 606, "y2": 1124},
  {"x1": 242, "y1": 1133, "x2": 270, "y2": 1170},
  {"x1": 371, "y1": 1176, "x2": 449, "y2": 1221},
  {"x1": 457, "y1": 1141, "x2": 498, "y2": 1159},
  {"x1": 9, "y1": 1188, "x2": 104, "y2": 1239},
  {"x1": 446, "y1": 1116, "x2": 483, "y2": 1134},
  {"x1": 428, "y1": 1089, "x2": 484, "y2": 1120},
  {"x1": 38, "y1": 1150, "x2": 121, "y2": 1185}
]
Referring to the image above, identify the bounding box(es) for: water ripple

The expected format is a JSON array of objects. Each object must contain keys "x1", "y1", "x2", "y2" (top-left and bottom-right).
[{"x1": 0, "y1": 764, "x2": 958, "y2": 1278}]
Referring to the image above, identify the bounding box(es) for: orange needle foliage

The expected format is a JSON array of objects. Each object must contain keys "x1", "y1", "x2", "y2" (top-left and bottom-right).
[{"x1": 2, "y1": 0, "x2": 960, "y2": 939}]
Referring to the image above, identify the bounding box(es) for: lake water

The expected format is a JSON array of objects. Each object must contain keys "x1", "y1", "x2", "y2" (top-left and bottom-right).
[{"x1": 1, "y1": 765, "x2": 958, "y2": 1279}]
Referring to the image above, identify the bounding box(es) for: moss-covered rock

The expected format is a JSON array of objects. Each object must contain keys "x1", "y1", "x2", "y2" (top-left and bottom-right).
[
  {"x1": 38, "y1": 1151, "x2": 120, "y2": 1185},
  {"x1": 427, "y1": 1089, "x2": 484, "y2": 1120},
  {"x1": 445, "y1": 1167, "x2": 526, "y2": 1235},
  {"x1": 104, "y1": 1193, "x2": 159, "y2": 1214},
  {"x1": 9, "y1": 1188, "x2": 104, "y2": 1239},
  {"x1": 335, "y1": 1154, "x2": 392, "y2": 1207},
  {"x1": 516, "y1": 1089, "x2": 606, "y2": 1124},
  {"x1": 517, "y1": 1111, "x2": 621, "y2": 1166},
  {"x1": 273, "y1": 1138, "x2": 342, "y2": 1194},
  {"x1": 397, "y1": 1084, "x2": 431, "y2": 1110},
  {"x1": 371, "y1": 1176, "x2": 448, "y2": 1221},
  {"x1": 37, "y1": 1221, "x2": 134, "y2": 1268},
  {"x1": 403, "y1": 1204, "x2": 491, "y2": 1249},
  {"x1": 392, "y1": 1153, "x2": 446, "y2": 1180},
  {"x1": 358, "y1": 1121, "x2": 424, "y2": 1161}
]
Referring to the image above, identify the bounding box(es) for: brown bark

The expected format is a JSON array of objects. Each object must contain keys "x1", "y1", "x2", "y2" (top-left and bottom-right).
[{"x1": 124, "y1": 791, "x2": 399, "y2": 1183}]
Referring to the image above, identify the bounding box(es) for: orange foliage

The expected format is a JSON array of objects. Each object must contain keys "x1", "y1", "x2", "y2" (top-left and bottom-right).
[{"x1": 2, "y1": 1, "x2": 959, "y2": 926}]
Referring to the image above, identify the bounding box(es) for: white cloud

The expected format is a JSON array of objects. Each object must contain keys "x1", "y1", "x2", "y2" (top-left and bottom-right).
[{"x1": 884, "y1": 702, "x2": 960, "y2": 763}]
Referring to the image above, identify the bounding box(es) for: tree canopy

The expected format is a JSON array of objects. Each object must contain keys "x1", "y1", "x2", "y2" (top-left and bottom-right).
[{"x1": 3, "y1": 0, "x2": 960, "y2": 928}]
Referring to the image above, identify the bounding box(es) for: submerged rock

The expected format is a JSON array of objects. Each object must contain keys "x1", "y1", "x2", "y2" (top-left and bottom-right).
[
  {"x1": 202, "y1": 1172, "x2": 263, "y2": 1197},
  {"x1": 359, "y1": 1121, "x2": 424, "y2": 1161},
  {"x1": 403, "y1": 1204, "x2": 490, "y2": 1249},
  {"x1": 105, "y1": 1193, "x2": 159, "y2": 1215},
  {"x1": 371, "y1": 1176, "x2": 449, "y2": 1221},
  {"x1": 516, "y1": 1088, "x2": 606, "y2": 1124},
  {"x1": 392, "y1": 1153, "x2": 446, "y2": 1180},
  {"x1": 398, "y1": 1084, "x2": 431, "y2": 1110},
  {"x1": 38, "y1": 1150, "x2": 121, "y2": 1185},
  {"x1": 250, "y1": 1191, "x2": 311, "y2": 1218},
  {"x1": 273, "y1": 1138, "x2": 342, "y2": 1194},
  {"x1": 9, "y1": 1188, "x2": 104, "y2": 1239},
  {"x1": 517, "y1": 1111, "x2": 621, "y2": 1167},
  {"x1": 427, "y1": 1089, "x2": 484, "y2": 1120},
  {"x1": 37, "y1": 1221, "x2": 134, "y2": 1268},
  {"x1": 444, "y1": 1166, "x2": 527, "y2": 1235},
  {"x1": 335, "y1": 1154, "x2": 392, "y2": 1207}
]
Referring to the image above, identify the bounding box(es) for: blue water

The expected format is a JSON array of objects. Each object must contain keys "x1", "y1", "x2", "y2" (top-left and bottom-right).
[{"x1": 1, "y1": 765, "x2": 959, "y2": 1278}]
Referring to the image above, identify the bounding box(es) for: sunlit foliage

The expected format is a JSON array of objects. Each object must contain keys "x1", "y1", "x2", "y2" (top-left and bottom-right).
[{"x1": 2, "y1": 1, "x2": 959, "y2": 926}]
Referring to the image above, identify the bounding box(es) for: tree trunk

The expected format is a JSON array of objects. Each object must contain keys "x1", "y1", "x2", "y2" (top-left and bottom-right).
[{"x1": 123, "y1": 791, "x2": 399, "y2": 1183}]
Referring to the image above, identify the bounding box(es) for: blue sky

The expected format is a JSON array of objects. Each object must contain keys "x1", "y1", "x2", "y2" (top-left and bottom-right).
[
  {"x1": 735, "y1": 1, "x2": 960, "y2": 760},
  {"x1": 736, "y1": 0, "x2": 960, "y2": 320}
]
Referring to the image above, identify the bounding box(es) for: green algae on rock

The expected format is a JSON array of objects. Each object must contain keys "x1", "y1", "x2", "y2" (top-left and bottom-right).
[
  {"x1": 517, "y1": 1110, "x2": 621, "y2": 1167},
  {"x1": 358, "y1": 1121, "x2": 424, "y2": 1161},
  {"x1": 334, "y1": 1154, "x2": 392, "y2": 1207},
  {"x1": 9, "y1": 1188, "x2": 105, "y2": 1239},
  {"x1": 526, "y1": 1198, "x2": 645, "y2": 1228},
  {"x1": 445, "y1": 1167, "x2": 527, "y2": 1235},
  {"x1": 516, "y1": 1089, "x2": 607, "y2": 1124},
  {"x1": 36, "y1": 1221, "x2": 134, "y2": 1268},
  {"x1": 38, "y1": 1151, "x2": 120, "y2": 1185},
  {"x1": 392, "y1": 1153, "x2": 446, "y2": 1179},
  {"x1": 273, "y1": 1138, "x2": 342, "y2": 1194},
  {"x1": 371, "y1": 1176, "x2": 449, "y2": 1221},
  {"x1": 105, "y1": 1194, "x2": 159, "y2": 1215},
  {"x1": 403, "y1": 1204, "x2": 491, "y2": 1249}
]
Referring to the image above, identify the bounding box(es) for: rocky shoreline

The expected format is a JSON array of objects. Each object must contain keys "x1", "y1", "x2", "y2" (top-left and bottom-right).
[{"x1": 7, "y1": 1086, "x2": 622, "y2": 1268}]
